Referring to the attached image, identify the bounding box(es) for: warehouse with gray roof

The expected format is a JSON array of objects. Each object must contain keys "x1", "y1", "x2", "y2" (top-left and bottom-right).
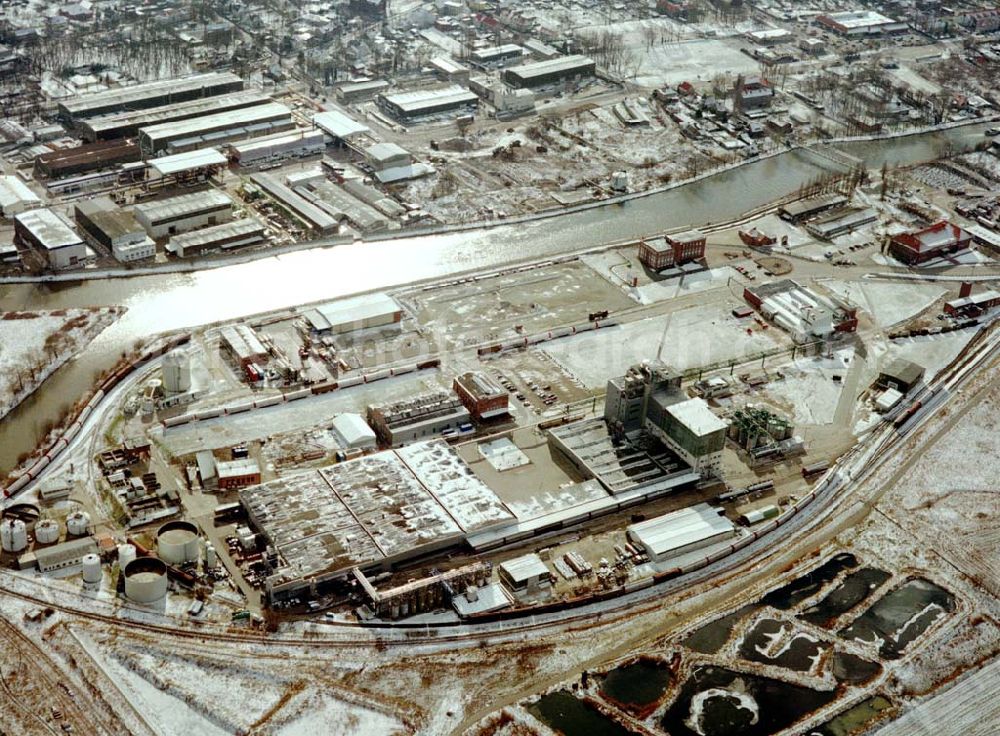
[
  {"x1": 78, "y1": 91, "x2": 271, "y2": 142},
  {"x1": 377, "y1": 85, "x2": 478, "y2": 122},
  {"x1": 133, "y1": 189, "x2": 233, "y2": 238},
  {"x1": 502, "y1": 55, "x2": 596, "y2": 89},
  {"x1": 138, "y1": 102, "x2": 293, "y2": 155},
  {"x1": 59, "y1": 72, "x2": 244, "y2": 121}
]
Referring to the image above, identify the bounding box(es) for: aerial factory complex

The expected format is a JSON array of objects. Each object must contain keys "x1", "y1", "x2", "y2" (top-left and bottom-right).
[{"x1": 1, "y1": 0, "x2": 1000, "y2": 733}]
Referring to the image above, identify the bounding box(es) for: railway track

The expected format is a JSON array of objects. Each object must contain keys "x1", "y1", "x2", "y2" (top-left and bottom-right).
[{"x1": 0, "y1": 617, "x2": 107, "y2": 736}]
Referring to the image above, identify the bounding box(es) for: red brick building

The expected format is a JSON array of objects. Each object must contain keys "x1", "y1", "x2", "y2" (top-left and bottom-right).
[
  {"x1": 638, "y1": 229, "x2": 706, "y2": 270},
  {"x1": 453, "y1": 372, "x2": 509, "y2": 422},
  {"x1": 216, "y1": 459, "x2": 261, "y2": 490},
  {"x1": 888, "y1": 221, "x2": 973, "y2": 265}
]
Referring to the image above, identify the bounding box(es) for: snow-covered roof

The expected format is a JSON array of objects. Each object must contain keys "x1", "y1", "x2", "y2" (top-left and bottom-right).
[
  {"x1": 149, "y1": 148, "x2": 227, "y2": 176},
  {"x1": 331, "y1": 413, "x2": 376, "y2": 447},
  {"x1": 0, "y1": 175, "x2": 40, "y2": 211},
  {"x1": 665, "y1": 398, "x2": 727, "y2": 437},
  {"x1": 313, "y1": 109, "x2": 370, "y2": 139},
  {"x1": 304, "y1": 292, "x2": 401, "y2": 332},
  {"x1": 14, "y1": 208, "x2": 83, "y2": 250},
  {"x1": 499, "y1": 553, "x2": 549, "y2": 583},
  {"x1": 627, "y1": 503, "x2": 735, "y2": 557}
]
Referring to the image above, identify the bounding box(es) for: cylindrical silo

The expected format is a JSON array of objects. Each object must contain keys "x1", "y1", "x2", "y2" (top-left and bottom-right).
[
  {"x1": 81, "y1": 553, "x2": 102, "y2": 584},
  {"x1": 162, "y1": 350, "x2": 192, "y2": 394},
  {"x1": 204, "y1": 544, "x2": 217, "y2": 569},
  {"x1": 156, "y1": 521, "x2": 199, "y2": 565},
  {"x1": 1, "y1": 519, "x2": 28, "y2": 553},
  {"x1": 66, "y1": 511, "x2": 91, "y2": 536},
  {"x1": 117, "y1": 543, "x2": 137, "y2": 569},
  {"x1": 123, "y1": 557, "x2": 168, "y2": 604},
  {"x1": 34, "y1": 519, "x2": 60, "y2": 545}
]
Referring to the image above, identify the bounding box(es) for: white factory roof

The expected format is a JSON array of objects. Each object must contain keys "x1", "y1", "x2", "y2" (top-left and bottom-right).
[
  {"x1": 747, "y1": 28, "x2": 791, "y2": 40},
  {"x1": 822, "y1": 10, "x2": 898, "y2": 28},
  {"x1": 945, "y1": 288, "x2": 1000, "y2": 311},
  {"x1": 140, "y1": 102, "x2": 290, "y2": 141},
  {"x1": 332, "y1": 413, "x2": 377, "y2": 447},
  {"x1": 232, "y1": 128, "x2": 324, "y2": 154},
  {"x1": 374, "y1": 162, "x2": 435, "y2": 184},
  {"x1": 875, "y1": 388, "x2": 903, "y2": 412},
  {"x1": 313, "y1": 109, "x2": 370, "y2": 139},
  {"x1": 0, "y1": 175, "x2": 40, "y2": 211},
  {"x1": 431, "y1": 56, "x2": 466, "y2": 74},
  {"x1": 499, "y1": 553, "x2": 549, "y2": 584},
  {"x1": 134, "y1": 189, "x2": 233, "y2": 223},
  {"x1": 216, "y1": 458, "x2": 259, "y2": 478},
  {"x1": 666, "y1": 398, "x2": 727, "y2": 437},
  {"x1": 149, "y1": 148, "x2": 228, "y2": 176},
  {"x1": 305, "y1": 292, "x2": 400, "y2": 331},
  {"x1": 14, "y1": 208, "x2": 83, "y2": 250},
  {"x1": 627, "y1": 503, "x2": 735, "y2": 558},
  {"x1": 381, "y1": 85, "x2": 478, "y2": 114}
]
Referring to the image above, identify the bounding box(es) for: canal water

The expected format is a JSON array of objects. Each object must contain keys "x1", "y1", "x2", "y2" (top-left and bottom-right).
[
  {"x1": 760, "y1": 553, "x2": 859, "y2": 610},
  {"x1": 799, "y1": 567, "x2": 892, "y2": 628},
  {"x1": 660, "y1": 665, "x2": 838, "y2": 736},
  {"x1": 599, "y1": 657, "x2": 672, "y2": 714},
  {"x1": 527, "y1": 690, "x2": 638, "y2": 736},
  {"x1": 0, "y1": 121, "x2": 992, "y2": 474},
  {"x1": 839, "y1": 577, "x2": 955, "y2": 659}
]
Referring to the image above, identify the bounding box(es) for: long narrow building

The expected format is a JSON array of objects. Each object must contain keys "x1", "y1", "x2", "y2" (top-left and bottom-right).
[
  {"x1": 79, "y1": 91, "x2": 272, "y2": 142},
  {"x1": 58, "y1": 72, "x2": 244, "y2": 121},
  {"x1": 138, "y1": 102, "x2": 293, "y2": 156}
]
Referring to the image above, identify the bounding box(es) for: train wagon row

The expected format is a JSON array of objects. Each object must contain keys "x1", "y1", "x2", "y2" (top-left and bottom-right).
[
  {"x1": 477, "y1": 318, "x2": 618, "y2": 357},
  {"x1": 4, "y1": 333, "x2": 191, "y2": 498},
  {"x1": 161, "y1": 358, "x2": 442, "y2": 430}
]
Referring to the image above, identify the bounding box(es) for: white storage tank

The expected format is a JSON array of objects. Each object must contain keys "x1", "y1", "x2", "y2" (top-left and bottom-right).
[
  {"x1": 34, "y1": 519, "x2": 60, "y2": 545},
  {"x1": 123, "y1": 557, "x2": 168, "y2": 604},
  {"x1": 156, "y1": 520, "x2": 199, "y2": 564},
  {"x1": 66, "y1": 511, "x2": 91, "y2": 536},
  {"x1": 162, "y1": 349, "x2": 192, "y2": 394},
  {"x1": 204, "y1": 543, "x2": 217, "y2": 569},
  {"x1": 81, "y1": 553, "x2": 102, "y2": 584},
  {"x1": 117, "y1": 543, "x2": 137, "y2": 569},
  {"x1": 1, "y1": 519, "x2": 28, "y2": 553}
]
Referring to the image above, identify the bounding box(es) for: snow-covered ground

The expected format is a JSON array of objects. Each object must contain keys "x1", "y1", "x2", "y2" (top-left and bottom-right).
[
  {"x1": 543, "y1": 303, "x2": 788, "y2": 389},
  {"x1": 756, "y1": 349, "x2": 853, "y2": 426},
  {"x1": 821, "y1": 280, "x2": 945, "y2": 329},
  {"x1": 632, "y1": 266, "x2": 742, "y2": 305},
  {"x1": 0, "y1": 308, "x2": 121, "y2": 421}
]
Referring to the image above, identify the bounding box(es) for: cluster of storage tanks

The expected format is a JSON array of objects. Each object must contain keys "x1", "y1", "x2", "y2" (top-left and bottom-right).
[
  {"x1": 1, "y1": 510, "x2": 92, "y2": 554},
  {"x1": 2, "y1": 512, "x2": 213, "y2": 607}
]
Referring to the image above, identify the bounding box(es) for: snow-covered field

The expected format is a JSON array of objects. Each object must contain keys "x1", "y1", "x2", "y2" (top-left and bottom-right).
[
  {"x1": 543, "y1": 303, "x2": 788, "y2": 389},
  {"x1": 757, "y1": 349, "x2": 852, "y2": 426},
  {"x1": 821, "y1": 280, "x2": 945, "y2": 329},
  {"x1": 0, "y1": 308, "x2": 121, "y2": 421},
  {"x1": 632, "y1": 266, "x2": 742, "y2": 305}
]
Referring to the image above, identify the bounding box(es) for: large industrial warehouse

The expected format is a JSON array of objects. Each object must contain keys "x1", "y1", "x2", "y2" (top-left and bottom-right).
[
  {"x1": 376, "y1": 85, "x2": 479, "y2": 122},
  {"x1": 501, "y1": 55, "x2": 596, "y2": 89},
  {"x1": 79, "y1": 91, "x2": 272, "y2": 142},
  {"x1": 133, "y1": 189, "x2": 234, "y2": 239},
  {"x1": 58, "y1": 71, "x2": 245, "y2": 121},
  {"x1": 302, "y1": 292, "x2": 402, "y2": 333},
  {"x1": 13, "y1": 208, "x2": 87, "y2": 268},
  {"x1": 137, "y1": 102, "x2": 293, "y2": 155},
  {"x1": 239, "y1": 441, "x2": 515, "y2": 601}
]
